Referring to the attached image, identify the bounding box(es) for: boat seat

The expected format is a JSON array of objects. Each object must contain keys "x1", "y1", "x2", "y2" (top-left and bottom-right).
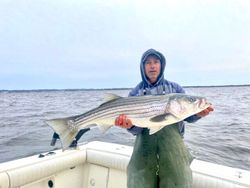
[
  {"x1": 86, "y1": 141, "x2": 132, "y2": 171},
  {"x1": 0, "y1": 150, "x2": 86, "y2": 188},
  {"x1": 191, "y1": 160, "x2": 250, "y2": 188}
]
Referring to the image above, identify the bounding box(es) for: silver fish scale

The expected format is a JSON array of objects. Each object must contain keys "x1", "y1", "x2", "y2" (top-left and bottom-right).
[
  {"x1": 73, "y1": 96, "x2": 169, "y2": 126},
  {"x1": 74, "y1": 103, "x2": 150, "y2": 125}
]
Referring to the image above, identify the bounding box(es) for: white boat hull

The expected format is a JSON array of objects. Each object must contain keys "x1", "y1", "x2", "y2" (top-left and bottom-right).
[{"x1": 0, "y1": 141, "x2": 249, "y2": 188}]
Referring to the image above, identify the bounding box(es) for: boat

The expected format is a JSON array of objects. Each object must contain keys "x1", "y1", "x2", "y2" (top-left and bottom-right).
[{"x1": 0, "y1": 141, "x2": 249, "y2": 188}]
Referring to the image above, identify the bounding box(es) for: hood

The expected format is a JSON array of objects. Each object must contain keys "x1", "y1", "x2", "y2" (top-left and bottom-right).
[{"x1": 140, "y1": 49, "x2": 166, "y2": 87}]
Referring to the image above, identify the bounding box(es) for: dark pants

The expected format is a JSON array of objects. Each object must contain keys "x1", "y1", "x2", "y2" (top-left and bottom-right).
[{"x1": 127, "y1": 124, "x2": 193, "y2": 188}]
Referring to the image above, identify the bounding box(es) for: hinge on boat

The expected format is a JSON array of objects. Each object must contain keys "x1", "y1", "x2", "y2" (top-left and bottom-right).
[{"x1": 235, "y1": 171, "x2": 243, "y2": 178}]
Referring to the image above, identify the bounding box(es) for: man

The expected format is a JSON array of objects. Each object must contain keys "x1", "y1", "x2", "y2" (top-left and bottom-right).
[{"x1": 115, "y1": 49, "x2": 214, "y2": 188}]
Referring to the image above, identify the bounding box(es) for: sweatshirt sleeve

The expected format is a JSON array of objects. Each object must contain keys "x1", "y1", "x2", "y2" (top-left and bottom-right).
[
  {"x1": 127, "y1": 126, "x2": 144, "y2": 135},
  {"x1": 184, "y1": 115, "x2": 201, "y2": 123},
  {"x1": 175, "y1": 83, "x2": 185, "y2": 93}
]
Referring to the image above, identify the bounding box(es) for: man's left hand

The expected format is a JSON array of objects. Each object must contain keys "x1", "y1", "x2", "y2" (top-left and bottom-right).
[{"x1": 196, "y1": 105, "x2": 214, "y2": 118}]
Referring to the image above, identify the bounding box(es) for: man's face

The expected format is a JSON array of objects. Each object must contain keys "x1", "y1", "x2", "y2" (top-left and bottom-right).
[{"x1": 144, "y1": 56, "x2": 161, "y2": 84}]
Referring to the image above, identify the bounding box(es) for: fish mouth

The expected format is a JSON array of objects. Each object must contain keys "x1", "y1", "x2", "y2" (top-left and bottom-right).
[{"x1": 198, "y1": 98, "x2": 210, "y2": 109}]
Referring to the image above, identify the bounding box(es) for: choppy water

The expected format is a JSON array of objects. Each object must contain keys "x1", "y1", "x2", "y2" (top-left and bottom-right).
[{"x1": 0, "y1": 86, "x2": 249, "y2": 171}]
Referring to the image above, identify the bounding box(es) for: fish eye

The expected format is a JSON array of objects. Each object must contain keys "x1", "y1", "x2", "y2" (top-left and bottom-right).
[{"x1": 188, "y1": 97, "x2": 196, "y2": 103}]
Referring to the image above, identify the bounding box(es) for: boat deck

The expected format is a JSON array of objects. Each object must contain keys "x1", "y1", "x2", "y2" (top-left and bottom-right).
[{"x1": 0, "y1": 141, "x2": 249, "y2": 188}]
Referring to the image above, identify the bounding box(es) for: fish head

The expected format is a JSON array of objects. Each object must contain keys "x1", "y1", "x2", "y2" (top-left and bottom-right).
[{"x1": 166, "y1": 94, "x2": 211, "y2": 119}]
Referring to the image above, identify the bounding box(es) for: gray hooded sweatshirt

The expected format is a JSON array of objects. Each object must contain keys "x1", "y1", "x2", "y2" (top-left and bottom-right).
[{"x1": 128, "y1": 49, "x2": 200, "y2": 135}]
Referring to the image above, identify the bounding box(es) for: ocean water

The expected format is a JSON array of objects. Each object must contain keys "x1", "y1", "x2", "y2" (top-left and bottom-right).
[{"x1": 0, "y1": 86, "x2": 249, "y2": 171}]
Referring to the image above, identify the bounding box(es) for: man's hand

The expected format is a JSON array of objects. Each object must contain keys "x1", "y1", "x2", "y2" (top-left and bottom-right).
[
  {"x1": 115, "y1": 114, "x2": 133, "y2": 129},
  {"x1": 196, "y1": 105, "x2": 214, "y2": 118}
]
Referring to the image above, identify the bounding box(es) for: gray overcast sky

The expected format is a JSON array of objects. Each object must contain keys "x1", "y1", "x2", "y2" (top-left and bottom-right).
[{"x1": 0, "y1": 0, "x2": 249, "y2": 90}]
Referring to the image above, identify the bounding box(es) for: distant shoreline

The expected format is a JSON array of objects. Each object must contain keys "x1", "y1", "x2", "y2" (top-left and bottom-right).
[{"x1": 1, "y1": 84, "x2": 250, "y2": 92}]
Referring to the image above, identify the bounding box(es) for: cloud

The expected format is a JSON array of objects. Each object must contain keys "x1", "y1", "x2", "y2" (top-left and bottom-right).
[{"x1": 0, "y1": 0, "x2": 250, "y2": 89}]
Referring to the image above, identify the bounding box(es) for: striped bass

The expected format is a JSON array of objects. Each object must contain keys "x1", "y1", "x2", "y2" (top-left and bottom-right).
[{"x1": 46, "y1": 93, "x2": 211, "y2": 149}]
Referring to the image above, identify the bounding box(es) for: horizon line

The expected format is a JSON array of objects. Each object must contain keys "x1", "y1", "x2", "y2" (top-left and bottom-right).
[{"x1": 1, "y1": 84, "x2": 250, "y2": 92}]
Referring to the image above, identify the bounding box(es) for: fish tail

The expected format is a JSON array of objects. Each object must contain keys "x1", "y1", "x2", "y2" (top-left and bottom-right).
[{"x1": 46, "y1": 118, "x2": 78, "y2": 150}]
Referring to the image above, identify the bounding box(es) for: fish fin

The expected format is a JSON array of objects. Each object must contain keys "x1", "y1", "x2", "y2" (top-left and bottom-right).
[
  {"x1": 104, "y1": 93, "x2": 121, "y2": 102},
  {"x1": 99, "y1": 93, "x2": 122, "y2": 107},
  {"x1": 149, "y1": 126, "x2": 165, "y2": 135},
  {"x1": 45, "y1": 118, "x2": 78, "y2": 150},
  {"x1": 150, "y1": 114, "x2": 170, "y2": 122},
  {"x1": 97, "y1": 123, "x2": 112, "y2": 133}
]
